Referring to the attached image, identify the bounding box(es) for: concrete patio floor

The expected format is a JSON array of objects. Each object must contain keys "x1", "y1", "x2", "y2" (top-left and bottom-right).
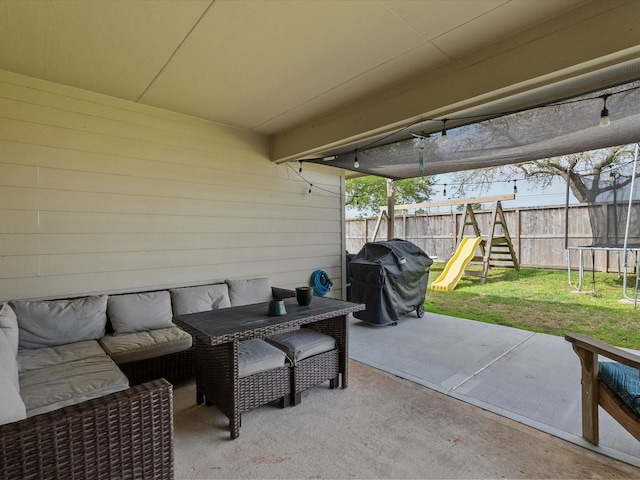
[{"x1": 349, "y1": 311, "x2": 640, "y2": 468}]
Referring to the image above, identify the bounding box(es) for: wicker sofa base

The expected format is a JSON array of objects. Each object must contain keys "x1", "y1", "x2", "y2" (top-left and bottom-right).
[
  {"x1": 0, "y1": 379, "x2": 174, "y2": 480},
  {"x1": 118, "y1": 346, "x2": 195, "y2": 386}
]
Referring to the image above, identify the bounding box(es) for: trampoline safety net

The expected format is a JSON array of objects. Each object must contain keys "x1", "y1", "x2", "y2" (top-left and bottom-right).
[{"x1": 571, "y1": 145, "x2": 640, "y2": 249}]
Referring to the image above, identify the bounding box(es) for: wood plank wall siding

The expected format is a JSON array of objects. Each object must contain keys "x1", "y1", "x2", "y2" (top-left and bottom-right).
[
  {"x1": 0, "y1": 70, "x2": 346, "y2": 301},
  {"x1": 346, "y1": 204, "x2": 638, "y2": 273}
]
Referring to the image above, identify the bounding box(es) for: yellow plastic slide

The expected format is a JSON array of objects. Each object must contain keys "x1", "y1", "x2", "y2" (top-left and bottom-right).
[{"x1": 430, "y1": 237, "x2": 483, "y2": 291}]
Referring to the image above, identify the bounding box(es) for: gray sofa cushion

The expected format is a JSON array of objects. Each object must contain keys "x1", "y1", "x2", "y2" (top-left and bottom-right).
[
  {"x1": 267, "y1": 329, "x2": 336, "y2": 362},
  {"x1": 0, "y1": 352, "x2": 26, "y2": 426},
  {"x1": 20, "y1": 355, "x2": 129, "y2": 417},
  {"x1": 11, "y1": 295, "x2": 108, "y2": 349},
  {"x1": 226, "y1": 278, "x2": 273, "y2": 307},
  {"x1": 0, "y1": 302, "x2": 19, "y2": 356},
  {"x1": 169, "y1": 284, "x2": 231, "y2": 315},
  {"x1": 107, "y1": 291, "x2": 173, "y2": 335},
  {"x1": 99, "y1": 326, "x2": 193, "y2": 364},
  {"x1": 238, "y1": 339, "x2": 288, "y2": 378},
  {"x1": 17, "y1": 340, "x2": 106, "y2": 374},
  {"x1": 0, "y1": 329, "x2": 19, "y2": 391}
]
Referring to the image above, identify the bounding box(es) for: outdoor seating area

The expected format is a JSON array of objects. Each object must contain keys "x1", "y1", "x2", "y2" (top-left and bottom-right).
[
  {"x1": 0, "y1": 278, "x2": 364, "y2": 477},
  {"x1": 4, "y1": 277, "x2": 640, "y2": 477},
  {"x1": 2, "y1": 2, "x2": 640, "y2": 479}
]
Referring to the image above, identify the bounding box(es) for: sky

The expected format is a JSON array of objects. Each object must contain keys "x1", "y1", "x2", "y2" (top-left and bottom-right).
[
  {"x1": 427, "y1": 173, "x2": 577, "y2": 212},
  {"x1": 346, "y1": 173, "x2": 578, "y2": 219}
]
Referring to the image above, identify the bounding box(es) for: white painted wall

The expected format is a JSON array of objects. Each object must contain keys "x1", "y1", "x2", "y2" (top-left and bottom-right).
[{"x1": 0, "y1": 70, "x2": 345, "y2": 301}]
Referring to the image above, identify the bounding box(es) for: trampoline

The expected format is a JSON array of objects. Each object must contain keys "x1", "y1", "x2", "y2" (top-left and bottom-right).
[{"x1": 566, "y1": 143, "x2": 640, "y2": 304}]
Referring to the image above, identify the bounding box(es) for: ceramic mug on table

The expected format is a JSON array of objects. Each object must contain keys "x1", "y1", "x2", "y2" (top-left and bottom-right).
[
  {"x1": 267, "y1": 299, "x2": 287, "y2": 316},
  {"x1": 295, "y1": 287, "x2": 313, "y2": 306}
]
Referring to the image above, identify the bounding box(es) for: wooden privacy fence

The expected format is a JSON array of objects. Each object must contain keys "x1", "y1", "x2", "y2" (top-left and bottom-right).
[{"x1": 346, "y1": 203, "x2": 632, "y2": 272}]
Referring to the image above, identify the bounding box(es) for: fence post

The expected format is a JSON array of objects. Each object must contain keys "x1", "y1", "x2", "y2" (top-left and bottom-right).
[{"x1": 386, "y1": 179, "x2": 394, "y2": 240}]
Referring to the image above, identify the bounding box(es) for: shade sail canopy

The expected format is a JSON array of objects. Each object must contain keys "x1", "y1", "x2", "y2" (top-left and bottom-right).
[{"x1": 307, "y1": 80, "x2": 640, "y2": 180}]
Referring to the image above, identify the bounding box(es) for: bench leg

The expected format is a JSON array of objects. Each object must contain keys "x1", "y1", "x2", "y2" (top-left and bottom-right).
[{"x1": 329, "y1": 375, "x2": 339, "y2": 389}]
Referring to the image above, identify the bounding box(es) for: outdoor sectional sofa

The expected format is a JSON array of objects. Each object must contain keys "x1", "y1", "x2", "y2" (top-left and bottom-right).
[{"x1": 0, "y1": 277, "x2": 295, "y2": 480}]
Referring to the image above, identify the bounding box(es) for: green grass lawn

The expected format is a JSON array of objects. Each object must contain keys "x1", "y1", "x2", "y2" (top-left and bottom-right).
[{"x1": 424, "y1": 263, "x2": 640, "y2": 349}]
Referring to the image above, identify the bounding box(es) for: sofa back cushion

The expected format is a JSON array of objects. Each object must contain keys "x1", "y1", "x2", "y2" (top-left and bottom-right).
[
  {"x1": 0, "y1": 333, "x2": 26, "y2": 425},
  {"x1": 0, "y1": 329, "x2": 19, "y2": 391},
  {"x1": 11, "y1": 295, "x2": 108, "y2": 349},
  {"x1": 0, "y1": 302, "x2": 19, "y2": 356},
  {"x1": 169, "y1": 284, "x2": 231, "y2": 315},
  {"x1": 226, "y1": 278, "x2": 273, "y2": 307},
  {"x1": 107, "y1": 291, "x2": 173, "y2": 335}
]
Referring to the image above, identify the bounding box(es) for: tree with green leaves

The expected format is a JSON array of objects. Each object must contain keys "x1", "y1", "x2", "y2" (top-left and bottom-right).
[{"x1": 346, "y1": 176, "x2": 435, "y2": 218}]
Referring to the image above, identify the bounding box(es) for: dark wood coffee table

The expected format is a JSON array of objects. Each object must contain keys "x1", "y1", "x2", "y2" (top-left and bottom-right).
[{"x1": 174, "y1": 295, "x2": 365, "y2": 438}]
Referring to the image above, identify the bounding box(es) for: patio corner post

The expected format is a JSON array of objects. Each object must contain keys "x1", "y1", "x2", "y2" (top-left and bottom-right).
[{"x1": 386, "y1": 178, "x2": 394, "y2": 240}]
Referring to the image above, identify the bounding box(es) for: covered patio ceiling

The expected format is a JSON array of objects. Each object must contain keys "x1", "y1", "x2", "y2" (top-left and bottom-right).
[{"x1": 1, "y1": 1, "x2": 640, "y2": 176}]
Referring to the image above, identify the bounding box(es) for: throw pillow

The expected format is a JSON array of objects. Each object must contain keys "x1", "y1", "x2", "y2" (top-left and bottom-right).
[
  {"x1": 0, "y1": 329, "x2": 19, "y2": 391},
  {"x1": 0, "y1": 302, "x2": 19, "y2": 356}
]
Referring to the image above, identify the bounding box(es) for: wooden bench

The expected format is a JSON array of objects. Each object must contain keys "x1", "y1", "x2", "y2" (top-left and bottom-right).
[{"x1": 565, "y1": 333, "x2": 640, "y2": 445}]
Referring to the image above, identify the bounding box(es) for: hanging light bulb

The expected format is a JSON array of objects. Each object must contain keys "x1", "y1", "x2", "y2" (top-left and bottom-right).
[
  {"x1": 443, "y1": 184, "x2": 447, "y2": 197},
  {"x1": 513, "y1": 180, "x2": 518, "y2": 194},
  {"x1": 298, "y1": 161, "x2": 303, "y2": 173},
  {"x1": 353, "y1": 150, "x2": 359, "y2": 169},
  {"x1": 600, "y1": 94, "x2": 611, "y2": 127},
  {"x1": 308, "y1": 184, "x2": 313, "y2": 196},
  {"x1": 441, "y1": 119, "x2": 448, "y2": 144}
]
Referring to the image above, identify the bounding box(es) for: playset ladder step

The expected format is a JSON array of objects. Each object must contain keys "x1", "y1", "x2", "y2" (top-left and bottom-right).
[{"x1": 458, "y1": 201, "x2": 519, "y2": 284}]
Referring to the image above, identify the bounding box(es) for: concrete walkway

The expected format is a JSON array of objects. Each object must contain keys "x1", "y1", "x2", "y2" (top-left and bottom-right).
[{"x1": 349, "y1": 311, "x2": 640, "y2": 468}]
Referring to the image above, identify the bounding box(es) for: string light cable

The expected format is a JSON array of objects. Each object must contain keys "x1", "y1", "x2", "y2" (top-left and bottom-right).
[
  {"x1": 291, "y1": 147, "x2": 639, "y2": 200},
  {"x1": 334, "y1": 82, "x2": 640, "y2": 163},
  {"x1": 286, "y1": 162, "x2": 343, "y2": 197}
]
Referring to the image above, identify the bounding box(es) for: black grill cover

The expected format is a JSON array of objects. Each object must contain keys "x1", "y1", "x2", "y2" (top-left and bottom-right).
[{"x1": 350, "y1": 239, "x2": 432, "y2": 325}]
